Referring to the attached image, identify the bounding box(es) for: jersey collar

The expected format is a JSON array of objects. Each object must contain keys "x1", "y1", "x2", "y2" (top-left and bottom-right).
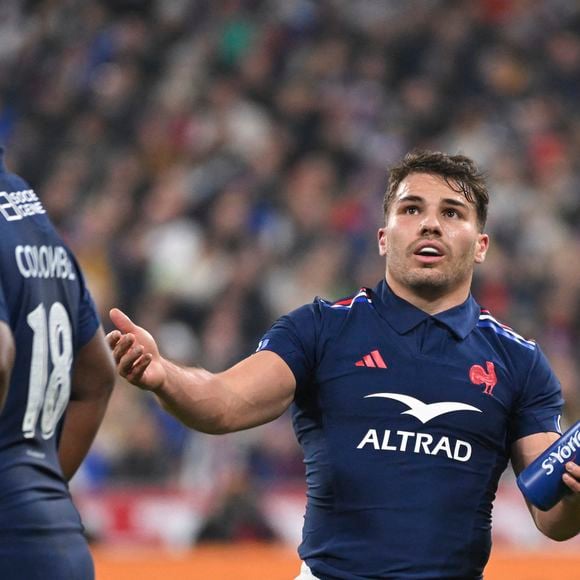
[{"x1": 371, "y1": 279, "x2": 480, "y2": 340}]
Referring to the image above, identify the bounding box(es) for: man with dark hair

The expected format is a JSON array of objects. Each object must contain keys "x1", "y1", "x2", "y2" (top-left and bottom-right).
[
  {"x1": 109, "y1": 150, "x2": 579, "y2": 579},
  {"x1": 384, "y1": 151, "x2": 489, "y2": 230},
  {"x1": 0, "y1": 146, "x2": 115, "y2": 579}
]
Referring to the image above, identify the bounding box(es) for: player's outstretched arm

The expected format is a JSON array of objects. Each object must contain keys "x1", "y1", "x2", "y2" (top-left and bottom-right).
[
  {"x1": 0, "y1": 321, "x2": 15, "y2": 411},
  {"x1": 58, "y1": 327, "x2": 115, "y2": 480},
  {"x1": 107, "y1": 309, "x2": 296, "y2": 434},
  {"x1": 512, "y1": 432, "x2": 580, "y2": 541}
]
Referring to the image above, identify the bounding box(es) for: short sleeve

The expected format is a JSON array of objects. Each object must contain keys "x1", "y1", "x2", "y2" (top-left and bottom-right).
[
  {"x1": 257, "y1": 302, "x2": 320, "y2": 389},
  {"x1": 509, "y1": 345, "x2": 564, "y2": 442}
]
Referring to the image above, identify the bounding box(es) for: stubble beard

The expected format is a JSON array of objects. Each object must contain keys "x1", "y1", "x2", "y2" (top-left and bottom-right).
[
  {"x1": 388, "y1": 252, "x2": 474, "y2": 301},
  {"x1": 396, "y1": 268, "x2": 452, "y2": 299}
]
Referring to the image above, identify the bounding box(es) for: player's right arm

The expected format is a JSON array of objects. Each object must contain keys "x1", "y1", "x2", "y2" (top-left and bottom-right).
[
  {"x1": 0, "y1": 321, "x2": 15, "y2": 411},
  {"x1": 107, "y1": 309, "x2": 296, "y2": 434}
]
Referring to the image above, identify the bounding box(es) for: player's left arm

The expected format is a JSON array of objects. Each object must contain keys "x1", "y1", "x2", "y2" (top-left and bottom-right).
[
  {"x1": 512, "y1": 432, "x2": 580, "y2": 541},
  {"x1": 0, "y1": 320, "x2": 15, "y2": 411},
  {"x1": 58, "y1": 326, "x2": 115, "y2": 481}
]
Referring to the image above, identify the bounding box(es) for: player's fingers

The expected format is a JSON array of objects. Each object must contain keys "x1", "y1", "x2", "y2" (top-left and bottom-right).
[
  {"x1": 563, "y1": 463, "x2": 580, "y2": 493},
  {"x1": 125, "y1": 353, "x2": 152, "y2": 384},
  {"x1": 111, "y1": 333, "x2": 136, "y2": 362},
  {"x1": 118, "y1": 344, "x2": 144, "y2": 377},
  {"x1": 562, "y1": 473, "x2": 580, "y2": 493},
  {"x1": 106, "y1": 330, "x2": 122, "y2": 349}
]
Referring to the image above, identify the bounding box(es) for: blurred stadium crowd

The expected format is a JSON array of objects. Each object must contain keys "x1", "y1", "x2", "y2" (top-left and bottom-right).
[{"x1": 1, "y1": 0, "x2": 580, "y2": 508}]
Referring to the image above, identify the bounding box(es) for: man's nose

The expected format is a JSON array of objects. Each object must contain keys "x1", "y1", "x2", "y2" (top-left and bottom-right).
[{"x1": 419, "y1": 212, "x2": 442, "y2": 235}]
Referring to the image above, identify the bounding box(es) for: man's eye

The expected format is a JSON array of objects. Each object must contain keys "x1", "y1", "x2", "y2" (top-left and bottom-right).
[
  {"x1": 444, "y1": 209, "x2": 458, "y2": 218},
  {"x1": 405, "y1": 207, "x2": 418, "y2": 215}
]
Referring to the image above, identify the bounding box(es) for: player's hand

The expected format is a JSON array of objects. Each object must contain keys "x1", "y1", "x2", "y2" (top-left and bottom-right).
[
  {"x1": 563, "y1": 462, "x2": 580, "y2": 497},
  {"x1": 107, "y1": 308, "x2": 166, "y2": 392}
]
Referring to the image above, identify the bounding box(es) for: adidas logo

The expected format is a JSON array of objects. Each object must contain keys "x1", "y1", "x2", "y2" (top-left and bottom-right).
[{"x1": 355, "y1": 350, "x2": 387, "y2": 368}]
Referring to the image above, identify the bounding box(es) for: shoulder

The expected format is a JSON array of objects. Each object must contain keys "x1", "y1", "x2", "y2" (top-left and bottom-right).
[
  {"x1": 273, "y1": 287, "x2": 375, "y2": 342},
  {"x1": 313, "y1": 287, "x2": 377, "y2": 339},
  {"x1": 476, "y1": 308, "x2": 537, "y2": 352},
  {"x1": 0, "y1": 168, "x2": 52, "y2": 232},
  {"x1": 474, "y1": 309, "x2": 560, "y2": 403},
  {"x1": 283, "y1": 287, "x2": 374, "y2": 322},
  {"x1": 317, "y1": 287, "x2": 374, "y2": 312}
]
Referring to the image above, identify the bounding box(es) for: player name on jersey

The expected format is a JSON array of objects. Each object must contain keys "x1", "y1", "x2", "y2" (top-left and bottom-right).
[
  {"x1": 15, "y1": 245, "x2": 76, "y2": 281},
  {"x1": 0, "y1": 189, "x2": 46, "y2": 221}
]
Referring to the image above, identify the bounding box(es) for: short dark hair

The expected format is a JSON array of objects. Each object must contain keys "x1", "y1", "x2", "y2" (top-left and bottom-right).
[{"x1": 384, "y1": 150, "x2": 489, "y2": 231}]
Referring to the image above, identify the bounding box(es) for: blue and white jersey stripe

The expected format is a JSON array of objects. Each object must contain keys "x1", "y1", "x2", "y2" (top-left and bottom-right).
[
  {"x1": 477, "y1": 311, "x2": 536, "y2": 350},
  {"x1": 326, "y1": 289, "x2": 372, "y2": 310}
]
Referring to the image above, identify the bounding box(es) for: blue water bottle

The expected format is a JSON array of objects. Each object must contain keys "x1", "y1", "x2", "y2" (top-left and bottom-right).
[{"x1": 516, "y1": 420, "x2": 580, "y2": 511}]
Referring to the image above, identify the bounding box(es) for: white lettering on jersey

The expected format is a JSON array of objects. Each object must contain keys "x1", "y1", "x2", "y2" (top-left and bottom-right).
[
  {"x1": 0, "y1": 189, "x2": 46, "y2": 221},
  {"x1": 356, "y1": 429, "x2": 472, "y2": 462},
  {"x1": 15, "y1": 245, "x2": 76, "y2": 280},
  {"x1": 364, "y1": 392, "x2": 481, "y2": 424},
  {"x1": 541, "y1": 431, "x2": 580, "y2": 475}
]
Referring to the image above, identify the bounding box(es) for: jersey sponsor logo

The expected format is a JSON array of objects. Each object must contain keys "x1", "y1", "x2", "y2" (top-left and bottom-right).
[
  {"x1": 364, "y1": 392, "x2": 481, "y2": 424},
  {"x1": 355, "y1": 350, "x2": 387, "y2": 368},
  {"x1": 356, "y1": 428, "x2": 472, "y2": 462},
  {"x1": 469, "y1": 361, "x2": 497, "y2": 395},
  {"x1": 15, "y1": 245, "x2": 77, "y2": 281},
  {"x1": 0, "y1": 189, "x2": 46, "y2": 221}
]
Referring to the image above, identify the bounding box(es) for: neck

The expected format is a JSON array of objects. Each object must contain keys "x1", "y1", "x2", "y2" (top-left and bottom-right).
[{"x1": 385, "y1": 273, "x2": 471, "y2": 315}]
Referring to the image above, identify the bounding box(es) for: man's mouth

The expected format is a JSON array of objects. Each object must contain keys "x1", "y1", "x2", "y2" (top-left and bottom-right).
[{"x1": 413, "y1": 244, "x2": 445, "y2": 264}]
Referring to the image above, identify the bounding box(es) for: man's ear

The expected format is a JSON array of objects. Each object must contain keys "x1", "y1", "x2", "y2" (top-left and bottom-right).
[
  {"x1": 378, "y1": 227, "x2": 388, "y2": 256},
  {"x1": 474, "y1": 233, "x2": 489, "y2": 264}
]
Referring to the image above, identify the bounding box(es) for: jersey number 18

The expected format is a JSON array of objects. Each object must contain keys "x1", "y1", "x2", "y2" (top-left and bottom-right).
[{"x1": 23, "y1": 302, "x2": 73, "y2": 440}]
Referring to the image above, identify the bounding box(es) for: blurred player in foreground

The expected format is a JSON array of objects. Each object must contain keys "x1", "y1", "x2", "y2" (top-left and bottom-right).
[
  {"x1": 0, "y1": 146, "x2": 115, "y2": 579},
  {"x1": 108, "y1": 151, "x2": 579, "y2": 579}
]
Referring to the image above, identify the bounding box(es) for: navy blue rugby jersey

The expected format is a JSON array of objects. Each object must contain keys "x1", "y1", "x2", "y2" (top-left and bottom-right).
[
  {"x1": 0, "y1": 148, "x2": 99, "y2": 535},
  {"x1": 259, "y1": 280, "x2": 563, "y2": 580}
]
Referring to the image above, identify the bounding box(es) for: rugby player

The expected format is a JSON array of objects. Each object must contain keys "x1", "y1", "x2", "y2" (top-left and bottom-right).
[
  {"x1": 0, "y1": 146, "x2": 115, "y2": 579},
  {"x1": 109, "y1": 150, "x2": 579, "y2": 579}
]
